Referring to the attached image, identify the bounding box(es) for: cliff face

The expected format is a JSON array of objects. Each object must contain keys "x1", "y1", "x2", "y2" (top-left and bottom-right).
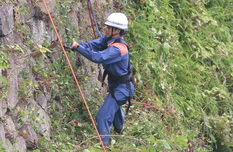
[{"x1": 0, "y1": 0, "x2": 113, "y2": 151}]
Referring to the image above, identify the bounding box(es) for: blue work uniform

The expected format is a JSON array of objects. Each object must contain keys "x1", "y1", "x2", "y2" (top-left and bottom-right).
[{"x1": 72, "y1": 35, "x2": 134, "y2": 145}]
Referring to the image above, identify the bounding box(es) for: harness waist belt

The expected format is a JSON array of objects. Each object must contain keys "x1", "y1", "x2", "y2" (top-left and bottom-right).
[{"x1": 108, "y1": 72, "x2": 133, "y2": 84}]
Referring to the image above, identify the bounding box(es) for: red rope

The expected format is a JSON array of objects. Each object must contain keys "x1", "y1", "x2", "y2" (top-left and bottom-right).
[
  {"x1": 41, "y1": 0, "x2": 106, "y2": 151},
  {"x1": 87, "y1": 1, "x2": 97, "y2": 39},
  {"x1": 87, "y1": 1, "x2": 102, "y2": 75},
  {"x1": 131, "y1": 102, "x2": 176, "y2": 113}
]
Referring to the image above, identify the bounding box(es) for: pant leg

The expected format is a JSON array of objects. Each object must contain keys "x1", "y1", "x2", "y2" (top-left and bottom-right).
[
  {"x1": 96, "y1": 93, "x2": 121, "y2": 145},
  {"x1": 113, "y1": 108, "x2": 125, "y2": 131}
]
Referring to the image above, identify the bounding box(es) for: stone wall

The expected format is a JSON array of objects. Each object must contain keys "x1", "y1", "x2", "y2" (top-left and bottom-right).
[{"x1": 0, "y1": 0, "x2": 114, "y2": 151}]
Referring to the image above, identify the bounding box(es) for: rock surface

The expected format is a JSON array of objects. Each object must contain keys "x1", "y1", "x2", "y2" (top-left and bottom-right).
[{"x1": 0, "y1": 0, "x2": 113, "y2": 151}]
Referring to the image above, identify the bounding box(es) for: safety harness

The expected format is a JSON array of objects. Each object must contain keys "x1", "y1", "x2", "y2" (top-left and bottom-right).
[{"x1": 102, "y1": 38, "x2": 134, "y2": 115}]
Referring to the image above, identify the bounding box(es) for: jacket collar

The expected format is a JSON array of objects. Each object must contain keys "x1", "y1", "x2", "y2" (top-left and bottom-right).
[{"x1": 107, "y1": 36, "x2": 123, "y2": 45}]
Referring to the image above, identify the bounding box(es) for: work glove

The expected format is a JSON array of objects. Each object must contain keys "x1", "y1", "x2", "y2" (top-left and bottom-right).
[{"x1": 64, "y1": 42, "x2": 79, "y2": 50}]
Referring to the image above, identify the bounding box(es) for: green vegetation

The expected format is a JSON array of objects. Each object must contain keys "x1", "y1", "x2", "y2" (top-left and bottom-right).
[
  {"x1": 125, "y1": 0, "x2": 233, "y2": 151},
  {"x1": 1, "y1": 0, "x2": 232, "y2": 151}
]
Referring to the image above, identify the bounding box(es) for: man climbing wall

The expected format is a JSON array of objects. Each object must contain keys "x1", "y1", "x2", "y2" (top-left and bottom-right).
[{"x1": 67, "y1": 12, "x2": 134, "y2": 146}]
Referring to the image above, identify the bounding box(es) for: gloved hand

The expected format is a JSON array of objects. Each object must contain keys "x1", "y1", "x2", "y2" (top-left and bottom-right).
[{"x1": 64, "y1": 42, "x2": 79, "y2": 50}]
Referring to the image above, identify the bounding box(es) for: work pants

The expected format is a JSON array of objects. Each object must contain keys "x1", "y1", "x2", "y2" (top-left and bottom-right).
[{"x1": 96, "y1": 93, "x2": 125, "y2": 146}]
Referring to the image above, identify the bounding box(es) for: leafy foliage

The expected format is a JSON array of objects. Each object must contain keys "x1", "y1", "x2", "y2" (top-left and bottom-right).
[
  {"x1": 33, "y1": 0, "x2": 233, "y2": 151},
  {"x1": 125, "y1": 0, "x2": 233, "y2": 151},
  {"x1": 1, "y1": 0, "x2": 233, "y2": 151}
]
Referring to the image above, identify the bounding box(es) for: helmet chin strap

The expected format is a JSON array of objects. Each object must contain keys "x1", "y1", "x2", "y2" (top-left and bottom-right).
[{"x1": 107, "y1": 27, "x2": 120, "y2": 40}]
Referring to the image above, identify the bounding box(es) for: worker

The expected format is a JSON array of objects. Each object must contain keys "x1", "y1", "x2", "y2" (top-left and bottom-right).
[{"x1": 66, "y1": 12, "x2": 134, "y2": 146}]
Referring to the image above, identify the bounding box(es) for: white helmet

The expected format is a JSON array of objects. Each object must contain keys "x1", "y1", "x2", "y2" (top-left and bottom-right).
[{"x1": 104, "y1": 13, "x2": 128, "y2": 30}]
